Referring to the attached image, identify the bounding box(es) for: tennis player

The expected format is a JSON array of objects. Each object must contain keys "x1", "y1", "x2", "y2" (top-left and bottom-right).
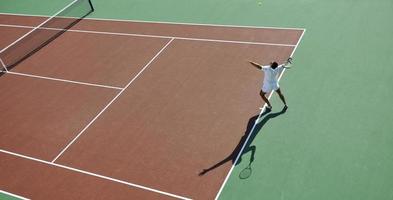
[{"x1": 248, "y1": 58, "x2": 292, "y2": 110}]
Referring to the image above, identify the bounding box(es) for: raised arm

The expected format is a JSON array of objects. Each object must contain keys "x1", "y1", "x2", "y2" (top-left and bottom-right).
[
  {"x1": 248, "y1": 61, "x2": 262, "y2": 70},
  {"x1": 281, "y1": 57, "x2": 293, "y2": 69}
]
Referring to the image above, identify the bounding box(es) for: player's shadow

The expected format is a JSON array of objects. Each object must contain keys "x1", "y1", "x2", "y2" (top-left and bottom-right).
[{"x1": 199, "y1": 106, "x2": 287, "y2": 176}]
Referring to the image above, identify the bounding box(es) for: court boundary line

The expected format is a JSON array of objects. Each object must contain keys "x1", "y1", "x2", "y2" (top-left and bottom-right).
[
  {"x1": 51, "y1": 38, "x2": 174, "y2": 162},
  {"x1": 0, "y1": 58, "x2": 8, "y2": 72},
  {"x1": 0, "y1": 23, "x2": 298, "y2": 47},
  {"x1": 214, "y1": 29, "x2": 306, "y2": 200},
  {"x1": 6, "y1": 71, "x2": 123, "y2": 90},
  {"x1": 0, "y1": 190, "x2": 30, "y2": 200},
  {"x1": 0, "y1": 12, "x2": 305, "y2": 31},
  {"x1": 0, "y1": 149, "x2": 191, "y2": 200}
]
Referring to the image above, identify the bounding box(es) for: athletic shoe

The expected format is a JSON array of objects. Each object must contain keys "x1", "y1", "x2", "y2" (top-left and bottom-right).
[{"x1": 265, "y1": 106, "x2": 272, "y2": 112}]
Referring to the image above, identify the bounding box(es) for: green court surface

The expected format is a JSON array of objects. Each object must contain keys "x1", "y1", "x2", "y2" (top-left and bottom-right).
[
  {"x1": 1, "y1": 0, "x2": 393, "y2": 199},
  {"x1": 0, "y1": 191, "x2": 23, "y2": 200}
]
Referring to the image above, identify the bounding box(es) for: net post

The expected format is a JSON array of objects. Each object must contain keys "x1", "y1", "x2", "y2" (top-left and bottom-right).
[
  {"x1": 88, "y1": 0, "x2": 95, "y2": 11},
  {"x1": 0, "y1": 58, "x2": 8, "y2": 72}
]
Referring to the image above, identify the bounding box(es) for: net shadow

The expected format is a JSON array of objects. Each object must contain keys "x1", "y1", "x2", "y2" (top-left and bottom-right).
[{"x1": 0, "y1": 0, "x2": 94, "y2": 71}]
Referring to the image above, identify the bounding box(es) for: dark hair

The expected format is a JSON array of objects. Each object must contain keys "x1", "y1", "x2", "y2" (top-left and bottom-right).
[{"x1": 271, "y1": 62, "x2": 278, "y2": 69}]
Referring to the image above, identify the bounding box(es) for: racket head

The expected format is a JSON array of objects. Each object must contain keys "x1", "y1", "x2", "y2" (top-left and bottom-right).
[{"x1": 239, "y1": 165, "x2": 252, "y2": 179}]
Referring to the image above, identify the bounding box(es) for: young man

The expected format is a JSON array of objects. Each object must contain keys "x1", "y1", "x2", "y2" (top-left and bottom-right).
[{"x1": 248, "y1": 58, "x2": 292, "y2": 111}]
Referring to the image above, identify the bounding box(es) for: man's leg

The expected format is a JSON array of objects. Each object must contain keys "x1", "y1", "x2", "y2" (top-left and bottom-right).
[
  {"x1": 259, "y1": 90, "x2": 272, "y2": 109},
  {"x1": 276, "y1": 88, "x2": 287, "y2": 107}
]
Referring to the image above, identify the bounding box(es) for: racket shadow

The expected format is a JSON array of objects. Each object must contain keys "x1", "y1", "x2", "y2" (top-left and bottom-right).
[
  {"x1": 239, "y1": 163, "x2": 252, "y2": 179},
  {"x1": 199, "y1": 106, "x2": 287, "y2": 177}
]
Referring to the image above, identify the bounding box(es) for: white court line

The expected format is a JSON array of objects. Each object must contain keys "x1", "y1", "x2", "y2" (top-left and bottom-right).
[
  {"x1": 0, "y1": 23, "x2": 297, "y2": 47},
  {"x1": 214, "y1": 29, "x2": 306, "y2": 200},
  {"x1": 290, "y1": 29, "x2": 306, "y2": 56},
  {"x1": 0, "y1": 12, "x2": 305, "y2": 31},
  {"x1": 0, "y1": 190, "x2": 30, "y2": 200},
  {"x1": 0, "y1": 58, "x2": 8, "y2": 72},
  {"x1": 7, "y1": 71, "x2": 123, "y2": 90},
  {"x1": 0, "y1": 149, "x2": 191, "y2": 200},
  {"x1": 51, "y1": 38, "x2": 174, "y2": 162},
  {"x1": 0, "y1": 0, "x2": 79, "y2": 54}
]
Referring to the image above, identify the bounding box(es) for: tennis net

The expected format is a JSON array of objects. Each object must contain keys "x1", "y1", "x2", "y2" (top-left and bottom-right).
[{"x1": 0, "y1": 0, "x2": 94, "y2": 72}]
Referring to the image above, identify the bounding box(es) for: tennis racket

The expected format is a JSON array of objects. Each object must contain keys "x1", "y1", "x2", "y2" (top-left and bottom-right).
[{"x1": 287, "y1": 57, "x2": 293, "y2": 64}]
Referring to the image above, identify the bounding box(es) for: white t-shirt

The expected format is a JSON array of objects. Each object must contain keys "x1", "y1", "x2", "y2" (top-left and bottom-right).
[{"x1": 261, "y1": 65, "x2": 284, "y2": 86}]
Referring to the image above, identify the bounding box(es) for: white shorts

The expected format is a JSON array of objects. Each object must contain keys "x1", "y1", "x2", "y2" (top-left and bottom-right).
[{"x1": 262, "y1": 82, "x2": 279, "y2": 93}]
